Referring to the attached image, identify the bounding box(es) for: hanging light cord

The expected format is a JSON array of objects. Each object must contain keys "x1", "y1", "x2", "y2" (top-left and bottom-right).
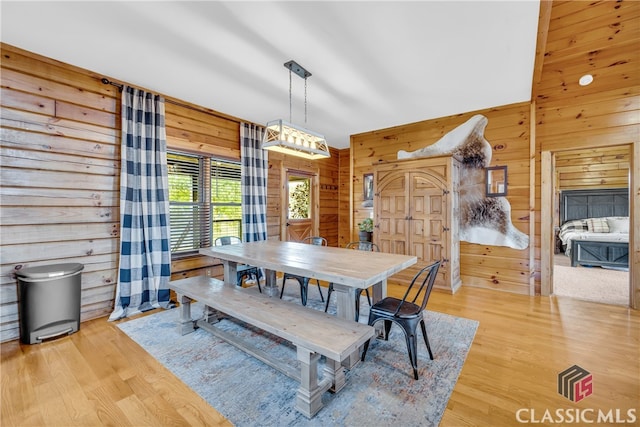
[
  {"x1": 285, "y1": 60, "x2": 310, "y2": 125},
  {"x1": 289, "y1": 69, "x2": 293, "y2": 123},
  {"x1": 304, "y1": 77, "x2": 308, "y2": 124}
]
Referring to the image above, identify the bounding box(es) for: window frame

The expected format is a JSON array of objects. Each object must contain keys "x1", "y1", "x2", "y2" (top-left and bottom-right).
[{"x1": 167, "y1": 151, "x2": 242, "y2": 259}]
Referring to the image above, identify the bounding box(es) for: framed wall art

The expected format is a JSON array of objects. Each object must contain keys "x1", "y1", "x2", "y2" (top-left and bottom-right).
[
  {"x1": 363, "y1": 173, "x2": 374, "y2": 201},
  {"x1": 486, "y1": 166, "x2": 508, "y2": 197}
]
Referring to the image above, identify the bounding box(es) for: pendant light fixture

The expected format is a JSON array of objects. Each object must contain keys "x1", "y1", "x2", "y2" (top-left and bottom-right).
[{"x1": 261, "y1": 60, "x2": 330, "y2": 159}]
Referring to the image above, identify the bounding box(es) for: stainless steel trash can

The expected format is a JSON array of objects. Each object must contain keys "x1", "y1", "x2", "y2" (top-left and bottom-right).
[{"x1": 16, "y1": 263, "x2": 84, "y2": 344}]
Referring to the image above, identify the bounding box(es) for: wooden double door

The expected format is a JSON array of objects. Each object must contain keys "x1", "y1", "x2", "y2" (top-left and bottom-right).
[{"x1": 374, "y1": 156, "x2": 461, "y2": 293}]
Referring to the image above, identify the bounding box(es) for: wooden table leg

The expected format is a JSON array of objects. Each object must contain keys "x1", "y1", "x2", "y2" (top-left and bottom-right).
[
  {"x1": 222, "y1": 261, "x2": 239, "y2": 286},
  {"x1": 370, "y1": 279, "x2": 387, "y2": 304},
  {"x1": 332, "y1": 280, "x2": 389, "y2": 365},
  {"x1": 371, "y1": 279, "x2": 387, "y2": 338},
  {"x1": 331, "y1": 283, "x2": 361, "y2": 368},
  {"x1": 332, "y1": 283, "x2": 357, "y2": 322},
  {"x1": 262, "y1": 268, "x2": 279, "y2": 297}
]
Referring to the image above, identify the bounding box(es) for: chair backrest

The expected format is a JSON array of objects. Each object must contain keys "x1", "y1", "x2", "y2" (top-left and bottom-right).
[
  {"x1": 394, "y1": 261, "x2": 441, "y2": 316},
  {"x1": 302, "y1": 236, "x2": 327, "y2": 246},
  {"x1": 346, "y1": 241, "x2": 380, "y2": 252},
  {"x1": 215, "y1": 236, "x2": 242, "y2": 246}
]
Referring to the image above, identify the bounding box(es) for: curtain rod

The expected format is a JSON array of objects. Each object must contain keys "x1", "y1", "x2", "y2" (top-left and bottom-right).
[{"x1": 100, "y1": 77, "x2": 242, "y2": 124}]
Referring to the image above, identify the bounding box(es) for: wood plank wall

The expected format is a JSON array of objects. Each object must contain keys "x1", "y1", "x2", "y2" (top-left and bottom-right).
[
  {"x1": 338, "y1": 149, "x2": 352, "y2": 248},
  {"x1": 318, "y1": 149, "x2": 341, "y2": 246},
  {"x1": 556, "y1": 146, "x2": 630, "y2": 192},
  {"x1": 1, "y1": 44, "x2": 121, "y2": 342},
  {"x1": 533, "y1": 0, "x2": 639, "y2": 303},
  {"x1": 350, "y1": 103, "x2": 533, "y2": 295},
  {"x1": 0, "y1": 43, "x2": 341, "y2": 342}
]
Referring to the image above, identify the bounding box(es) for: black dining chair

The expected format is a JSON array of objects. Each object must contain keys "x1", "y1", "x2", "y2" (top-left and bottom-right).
[
  {"x1": 360, "y1": 260, "x2": 441, "y2": 380},
  {"x1": 214, "y1": 236, "x2": 263, "y2": 293},
  {"x1": 324, "y1": 241, "x2": 379, "y2": 320},
  {"x1": 280, "y1": 236, "x2": 326, "y2": 306}
]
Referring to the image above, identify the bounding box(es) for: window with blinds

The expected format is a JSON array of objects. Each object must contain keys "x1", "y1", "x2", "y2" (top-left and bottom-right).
[
  {"x1": 211, "y1": 160, "x2": 242, "y2": 239},
  {"x1": 168, "y1": 152, "x2": 242, "y2": 256}
]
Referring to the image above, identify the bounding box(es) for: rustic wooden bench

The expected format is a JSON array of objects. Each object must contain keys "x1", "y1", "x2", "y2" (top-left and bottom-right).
[{"x1": 170, "y1": 276, "x2": 375, "y2": 418}]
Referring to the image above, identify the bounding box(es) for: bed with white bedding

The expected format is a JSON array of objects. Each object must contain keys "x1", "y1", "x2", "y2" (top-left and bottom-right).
[
  {"x1": 558, "y1": 218, "x2": 629, "y2": 267},
  {"x1": 558, "y1": 188, "x2": 629, "y2": 268}
]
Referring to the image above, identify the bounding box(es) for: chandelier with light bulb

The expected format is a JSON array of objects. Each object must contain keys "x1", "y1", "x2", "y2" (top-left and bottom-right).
[{"x1": 261, "y1": 60, "x2": 330, "y2": 160}]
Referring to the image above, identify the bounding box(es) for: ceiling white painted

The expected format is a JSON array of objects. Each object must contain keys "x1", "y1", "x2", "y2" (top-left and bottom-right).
[{"x1": 1, "y1": 1, "x2": 540, "y2": 149}]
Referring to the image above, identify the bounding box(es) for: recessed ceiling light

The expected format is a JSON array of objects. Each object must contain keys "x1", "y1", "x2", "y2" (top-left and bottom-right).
[{"x1": 579, "y1": 74, "x2": 594, "y2": 86}]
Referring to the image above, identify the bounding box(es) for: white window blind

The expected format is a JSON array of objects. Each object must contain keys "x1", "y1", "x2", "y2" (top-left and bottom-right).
[
  {"x1": 211, "y1": 160, "x2": 242, "y2": 240},
  {"x1": 168, "y1": 152, "x2": 241, "y2": 256}
]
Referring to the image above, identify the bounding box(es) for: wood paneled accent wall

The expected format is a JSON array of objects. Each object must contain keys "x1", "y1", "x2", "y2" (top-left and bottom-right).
[
  {"x1": 533, "y1": 0, "x2": 639, "y2": 304},
  {"x1": 338, "y1": 149, "x2": 352, "y2": 248},
  {"x1": 1, "y1": 44, "x2": 122, "y2": 341},
  {"x1": 350, "y1": 103, "x2": 533, "y2": 295},
  {"x1": 555, "y1": 146, "x2": 630, "y2": 192},
  {"x1": 0, "y1": 43, "x2": 341, "y2": 342},
  {"x1": 317, "y1": 149, "x2": 340, "y2": 246}
]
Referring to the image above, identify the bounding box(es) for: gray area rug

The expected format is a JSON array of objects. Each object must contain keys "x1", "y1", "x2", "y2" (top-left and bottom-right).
[{"x1": 117, "y1": 283, "x2": 479, "y2": 426}]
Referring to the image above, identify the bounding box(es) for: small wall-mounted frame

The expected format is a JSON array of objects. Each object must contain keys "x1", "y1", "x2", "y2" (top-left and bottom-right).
[
  {"x1": 363, "y1": 173, "x2": 374, "y2": 201},
  {"x1": 486, "y1": 166, "x2": 507, "y2": 197}
]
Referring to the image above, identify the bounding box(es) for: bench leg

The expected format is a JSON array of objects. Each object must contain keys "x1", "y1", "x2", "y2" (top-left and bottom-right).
[
  {"x1": 324, "y1": 358, "x2": 347, "y2": 393},
  {"x1": 203, "y1": 305, "x2": 221, "y2": 324},
  {"x1": 178, "y1": 294, "x2": 195, "y2": 335},
  {"x1": 296, "y1": 347, "x2": 324, "y2": 418}
]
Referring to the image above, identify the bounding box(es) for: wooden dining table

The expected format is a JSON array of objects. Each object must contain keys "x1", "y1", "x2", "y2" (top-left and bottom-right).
[{"x1": 200, "y1": 240, "x2": 417, "y2": 366}]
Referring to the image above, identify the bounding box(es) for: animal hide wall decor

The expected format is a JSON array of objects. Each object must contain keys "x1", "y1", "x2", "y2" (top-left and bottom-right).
[{"x1": 398, "y1": 114, "x2": 529, "y2": 250}]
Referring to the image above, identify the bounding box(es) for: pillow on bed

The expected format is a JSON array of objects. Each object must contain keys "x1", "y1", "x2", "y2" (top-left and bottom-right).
[
  {"x1": 560, "y1": 219, "x2": 588, "y2": 233},
  {"x1": 586, "y1": 217, "x2": 610, "y2": 233},
  {"x1": 607, "y1": 217, "x2": 629, "y2": 233}
]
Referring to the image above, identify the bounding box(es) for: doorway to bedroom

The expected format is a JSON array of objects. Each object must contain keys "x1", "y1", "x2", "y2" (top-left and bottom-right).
[{"x1": 550, "y1": 145, "x2": 630, "y2": 306}]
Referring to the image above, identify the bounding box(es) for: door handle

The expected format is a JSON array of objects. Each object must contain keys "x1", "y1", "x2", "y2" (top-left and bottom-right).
[{"x1": 286, "y1": 222, "x2": 290, "y2": 226}]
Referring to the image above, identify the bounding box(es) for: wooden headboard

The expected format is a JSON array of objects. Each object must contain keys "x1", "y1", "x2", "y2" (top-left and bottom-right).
[{"x1": 560, "y1": 188, "x2": 629, "y2": 224}]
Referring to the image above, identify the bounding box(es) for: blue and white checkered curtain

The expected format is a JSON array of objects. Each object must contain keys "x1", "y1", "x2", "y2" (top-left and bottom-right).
[
  {"x1": 109, "y1": 86, "x2": 172, "y2": 321},
  {"x1": 240, "y1": 123, "x2": 268, "y2": 242}
]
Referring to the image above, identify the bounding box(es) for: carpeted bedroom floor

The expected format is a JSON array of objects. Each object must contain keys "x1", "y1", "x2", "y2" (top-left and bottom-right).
[{"x1": 553, "y1": 255, "x2": 629, "y2": 306}]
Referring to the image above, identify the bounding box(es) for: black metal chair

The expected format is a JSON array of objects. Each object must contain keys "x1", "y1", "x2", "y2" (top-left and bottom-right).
[
  {"x1": 214, "y1": 236, "x2": 262, "y2": 293},
  {"x1": 324, "y1": 241, "x2": 379, "y2": 320},
  {"x1": 280, "y1": 236, "x2": 326, "y2": 306},
  {"x1": 360, "y1": 260, "x2": 441, "y2": 380}
]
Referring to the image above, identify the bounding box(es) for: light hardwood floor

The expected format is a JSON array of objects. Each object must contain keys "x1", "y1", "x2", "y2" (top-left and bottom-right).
[{"x1": 2, "y1": 284, "x2": 638, "y2": 426}]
